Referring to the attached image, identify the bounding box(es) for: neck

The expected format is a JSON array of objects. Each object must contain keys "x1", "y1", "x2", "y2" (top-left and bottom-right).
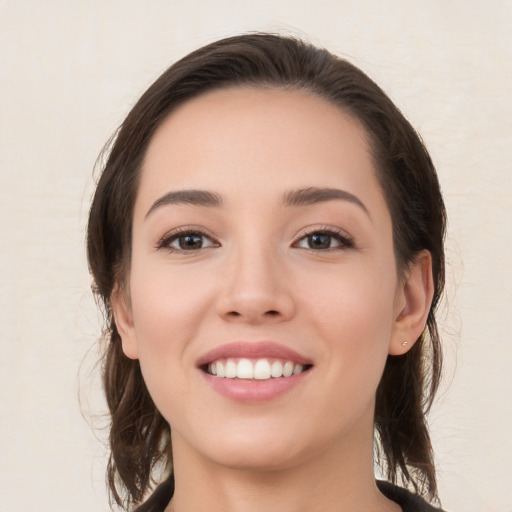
[{"x1": 166, "y1": 415, "x2": 400, "y2": 512}]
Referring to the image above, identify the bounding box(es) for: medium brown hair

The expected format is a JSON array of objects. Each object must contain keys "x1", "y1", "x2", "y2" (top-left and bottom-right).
[{"x1": 87, "y1": 33, "x2": 446, "y2": 510}]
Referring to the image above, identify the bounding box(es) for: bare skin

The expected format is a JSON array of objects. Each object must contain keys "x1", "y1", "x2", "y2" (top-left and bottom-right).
[{"x1": 112, "y1": 87, "x2": 433, "y2": 512}]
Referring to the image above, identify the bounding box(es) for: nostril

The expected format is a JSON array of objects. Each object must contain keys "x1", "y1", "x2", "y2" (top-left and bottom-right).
[{"x1": 225, "y1": 310, "x2": 280, "y2": 319}]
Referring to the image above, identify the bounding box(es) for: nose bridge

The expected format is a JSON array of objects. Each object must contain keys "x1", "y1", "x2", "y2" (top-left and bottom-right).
[{"x1": 217, "y1": 231, "x2": 294, "y2": 323}]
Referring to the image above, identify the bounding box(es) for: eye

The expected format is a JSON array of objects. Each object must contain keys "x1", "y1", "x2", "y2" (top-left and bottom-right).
[
  {"x1": 294, "y1": 229, "x2": 354, "y2": 251},
  {"x1": 157, "y1": 229, "x2": 218, "y2": 253}
]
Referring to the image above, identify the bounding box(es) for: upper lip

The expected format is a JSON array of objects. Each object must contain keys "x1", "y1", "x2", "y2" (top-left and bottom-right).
[{"x1": 196, "y1": 341, "x2": 313, "y2": 367}]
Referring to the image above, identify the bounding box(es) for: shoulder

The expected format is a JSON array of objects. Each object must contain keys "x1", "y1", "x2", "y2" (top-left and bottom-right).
[{"x1": 377, "y1": 480, "x2": 447, "y2": 512}]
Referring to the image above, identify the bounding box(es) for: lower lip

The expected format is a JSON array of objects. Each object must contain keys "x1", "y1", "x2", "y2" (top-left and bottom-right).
[{"x1": 200, "y1": 371, "x2": 309, "y2": 403}]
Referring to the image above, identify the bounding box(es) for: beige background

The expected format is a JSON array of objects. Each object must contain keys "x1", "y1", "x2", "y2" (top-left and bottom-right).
[{"x1": 1, "y1": 1, "x2": 511, "y2": 510}]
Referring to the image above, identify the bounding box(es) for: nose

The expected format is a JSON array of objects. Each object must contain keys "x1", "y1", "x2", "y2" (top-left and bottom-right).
[{"x1": 215, "y1": 246, "x2": 296, "y2": 325}]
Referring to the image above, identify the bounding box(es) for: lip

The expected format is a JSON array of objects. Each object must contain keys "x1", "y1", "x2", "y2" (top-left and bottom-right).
[
  {"x1": 196, "y1": 341, "x2": 313, "y2": 367},
  {"x1": 197, "y1": 341, "x2": 313, "y2": 403}
]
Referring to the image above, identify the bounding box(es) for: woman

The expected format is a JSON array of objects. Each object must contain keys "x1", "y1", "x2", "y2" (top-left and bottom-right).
[{"x1": 87, "y1": 34, "x2": 447, "y2": 512}]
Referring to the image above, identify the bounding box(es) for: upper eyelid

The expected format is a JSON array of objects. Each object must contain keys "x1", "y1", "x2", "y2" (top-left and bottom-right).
[
  {"x1": 159, "y1": 225, "x2": 217, "y2": 238},
  {"x1": 155, "y1": 224, "x2": 354, "y2": 248},
  {"x1": 293, "y1": 226, "x2": 355, "y2": 249},
  {"x1": 294, "y1": 225, "x2": 353, "y2": 240},
  {"x1": 156, "y1": 226, "x2": 219, "y2": 248}
]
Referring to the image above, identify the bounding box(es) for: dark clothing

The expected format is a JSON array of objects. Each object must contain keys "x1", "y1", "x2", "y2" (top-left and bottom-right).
[
  {"x1": 377, "y1": 480, "x2": 445, "y2": 511},
  {"x1": 134, "y1": 476, "x2": 174, "y2": 512},
  {"x1": 135, "y1": 476, "x2": 446, "y2": 512}
]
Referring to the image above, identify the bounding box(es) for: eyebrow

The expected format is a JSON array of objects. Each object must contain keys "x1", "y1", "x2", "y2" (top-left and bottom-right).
[
  {"x1": 145, "y1": 186, "x2": 369, "y2": 218},
  {"x1": 145, "y1": 189, "x2": 223, "y2": 218},
  {"x1": 282, "y1": 187, "x2": 369, "y2": 215}
]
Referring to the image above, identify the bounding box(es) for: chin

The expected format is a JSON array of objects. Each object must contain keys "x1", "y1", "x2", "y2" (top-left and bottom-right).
[
  {"x1": 209, "y1": 440, "x2": 305, "y2": 472},
  {"x1": 176, "y1": 417, "x2": 312, "y2": 473}
]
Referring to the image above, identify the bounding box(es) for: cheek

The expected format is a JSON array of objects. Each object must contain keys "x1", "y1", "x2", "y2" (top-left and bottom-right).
[
  {"x1": 127, "y1": 265, "x2": 216, "y2": 424},
  {"x1": 128, "y1": 261, "x2": 216, "y2": 365},
  {"x1": 306, "y1": 259, "x2": 396, "y2": 334},
  {"x1": 304, "y1": 263, "x2": 397, "y2": 381}
]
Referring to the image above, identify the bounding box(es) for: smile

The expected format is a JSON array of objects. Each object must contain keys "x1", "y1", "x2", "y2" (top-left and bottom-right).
[
  {"x1": 198, "y1": 341, "x2": 313, "y2": 402},
  {"x1": 207, "y1": 358, "x2": 308, "y2": 380}
]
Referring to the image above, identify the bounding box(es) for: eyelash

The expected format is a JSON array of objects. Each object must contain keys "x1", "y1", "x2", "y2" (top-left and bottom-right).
[
  {"x1": 156, "y1": 226, "x2": 354, "y2": 254},
  {"x1": 156, "y1": 227, "x2": 219, "y2": 254},
  {"x1": 293, "y1": 226, "x2": 354, "y2": 252}
]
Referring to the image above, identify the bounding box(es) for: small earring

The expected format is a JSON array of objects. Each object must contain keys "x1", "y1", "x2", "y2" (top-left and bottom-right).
[{"x1": 401, "y1": 341, "x2": 409, "y2": 347}]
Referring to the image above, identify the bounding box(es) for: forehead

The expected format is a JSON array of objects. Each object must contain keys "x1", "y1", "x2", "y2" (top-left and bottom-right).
[{"x1": 137, "y1": 86, "x2": 384, "y2": 214}]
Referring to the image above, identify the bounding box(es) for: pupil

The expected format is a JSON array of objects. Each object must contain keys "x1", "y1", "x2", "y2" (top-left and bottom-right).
[
  {"x1": 309, "y1": 234, "x2": 330, "y2": 249},
  {"x1": 180, "y1": 234, "x2": 202, "y2": 249}
]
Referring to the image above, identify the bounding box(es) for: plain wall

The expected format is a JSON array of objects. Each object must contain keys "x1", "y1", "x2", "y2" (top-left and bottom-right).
[{"x1": 1, "y1": 1, "x2": 511, "y2": 510}]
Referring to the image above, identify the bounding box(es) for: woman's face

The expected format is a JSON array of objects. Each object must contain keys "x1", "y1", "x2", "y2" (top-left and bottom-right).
[{"x1": 114, "y1": 87, "x2": 416, "y2": 472}]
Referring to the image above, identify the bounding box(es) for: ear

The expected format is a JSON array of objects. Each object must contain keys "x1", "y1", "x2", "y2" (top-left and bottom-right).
[
  {"x1": 389, "y1": 250, "x2": 434, "y2": 356},
  {"x1": 111, "y1": 285, "x2": 139, "y2": 360}
]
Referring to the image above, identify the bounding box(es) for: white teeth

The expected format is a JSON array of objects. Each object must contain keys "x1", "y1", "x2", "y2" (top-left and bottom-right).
[
  {"x1": 225, "y1": 359, "x2": 237, "y2": 378},
  {"x1": 283, "y1": 361, "x2": 294, "y2": 377},
  {"x1": 237, "y1": 358, "x2": 254, "y2": 379},
  {"x1": 270, "y1": 360, "x2": 283, "y2": 378},
  {"x1": 208, "y1": 358, "x2": 307, "y2": 380},
  {"x1": 254, "y1": 359, "x2": 271, "y2": 380},
  {"x1": 216, "y1": 361, "x2": 225, "y2": 377},
  {"x1": 293, "y1": 363, "x2": 303, "y2": 375}
]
